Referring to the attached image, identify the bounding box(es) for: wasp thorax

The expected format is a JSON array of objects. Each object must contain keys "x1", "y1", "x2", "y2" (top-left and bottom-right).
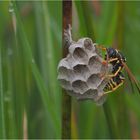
[{"x1": 58, "y1": 35, "x2": 113, "y2": 105}]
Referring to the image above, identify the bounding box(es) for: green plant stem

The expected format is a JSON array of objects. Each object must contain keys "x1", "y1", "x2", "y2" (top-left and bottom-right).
[
  {"x1": 117, "y1": 2, "x2": 130, "y2": 138},
  {"x1": 62, "y1": 1, "x2": 72, "y2": 139},
  {"x1": 0, "y1": 41, "x2": 6, "y2": 138},
  {"x1": 103, "y1": 102, "x2": 119, "y2": 138}
]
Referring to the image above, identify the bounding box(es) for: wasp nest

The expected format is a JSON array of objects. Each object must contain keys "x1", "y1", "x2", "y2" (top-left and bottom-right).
[{"x1": 57, "y1": 28, "x2": 112, "y2": 105}]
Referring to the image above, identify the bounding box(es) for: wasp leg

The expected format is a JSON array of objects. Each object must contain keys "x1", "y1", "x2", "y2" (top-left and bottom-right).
[
  {"x1": 95, "y1": 56, "x2": 108, "y2": 66},
  {"x1": 96, "y1": 45, "x2": 114, "y2": 79},
  {"x1": 103, "y1": 80, "x2": 124, "y2": 95},
  {"x1": 100, "y1": 66, "x2": 122, "y2": 80},
  {"x1": 96, "y1": 45, "x2": 107, "y2": 51},
  {"x1": 102, "y1": 60, "x2": 108, "y2": 65},
  {"x1": 108, "y1": 58, "x2": 118, "y2": 63},
  {"x1": 96, "y1": 45, "x2": 109, "y2": 65},
  {"x1": 98, "y1": 60, "x2": 110, "y2": 79},
  {"x1": 107, "y1": 66, "x2": 122, "y2": 78}
]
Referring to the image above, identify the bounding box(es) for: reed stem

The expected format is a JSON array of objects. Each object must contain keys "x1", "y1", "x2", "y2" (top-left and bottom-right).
[{"x1": 62, "y1": 1, "x2": 72, "y2": 139}]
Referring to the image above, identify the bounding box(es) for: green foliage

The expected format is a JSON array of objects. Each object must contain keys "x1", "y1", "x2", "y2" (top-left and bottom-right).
[
  {"x1": 0, "y1": 1, "x2": 61, "y2": 139},
  {"x1": 73, "y1": 1, "x2": 140, "y2": 139},
  {"x1": 0, "y1": 1, "x2": 140, "y2": 139}
]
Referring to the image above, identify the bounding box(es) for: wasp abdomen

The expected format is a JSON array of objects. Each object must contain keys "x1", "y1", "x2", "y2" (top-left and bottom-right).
[{"x1": 103, "y1": 72, "x2": 125, "y2": 94}]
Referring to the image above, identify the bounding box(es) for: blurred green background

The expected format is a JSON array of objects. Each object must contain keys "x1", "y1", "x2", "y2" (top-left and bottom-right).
[{"x1": 0, "y1": 1, "x2": 140, "y2": 139}]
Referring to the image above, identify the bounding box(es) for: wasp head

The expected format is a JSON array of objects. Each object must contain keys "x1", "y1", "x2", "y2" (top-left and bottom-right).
[
  {"x1": 106, "y1": 47, "x2": 126, "y2": 63},
  {"x1": 106, "y1": 48, "x2": 117, "y2": 58}
]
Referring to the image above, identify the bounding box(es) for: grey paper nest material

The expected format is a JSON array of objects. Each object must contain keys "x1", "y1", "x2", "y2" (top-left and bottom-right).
[{"x1": 57, "y1": 37, "x2": 112, "y2": 105}]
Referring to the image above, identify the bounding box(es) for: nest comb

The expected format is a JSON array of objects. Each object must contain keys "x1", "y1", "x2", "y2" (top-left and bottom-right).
[{"x1": 57, "y1": 27, "x2": 112, "y2": 105}]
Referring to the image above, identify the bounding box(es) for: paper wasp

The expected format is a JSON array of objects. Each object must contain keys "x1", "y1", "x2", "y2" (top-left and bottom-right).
[
  {"x1": 97, "y1": 46, "x2": 140, "y2": 94},
  {"x1": 104, "y1": 71, "x2": 125, "y2": 94}
]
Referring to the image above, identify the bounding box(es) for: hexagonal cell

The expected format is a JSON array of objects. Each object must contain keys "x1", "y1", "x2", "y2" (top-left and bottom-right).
[
  {"x1": 67, "y1": 90, "x2": 80, "y2": 98},
  {"x1": 100, "y1": 65, "x2": 107, "y2": 76},
  {"x1": 73, "y1": 64, "x2": 90, "y2": 81},
  {"x1": 72, "y1": 80, "x2": 88, "y2": 94},
  {"x1": 84, "y1": 38, "x2": 95, "y2": 51},
  {"x1": 57, "y1": 58, "x2": 71, "y2": 70},
  {"x1": 87, "y1": 52, "x2": 97, "y2": 60},
  {"x1": 84, "y1": 88, "x2": 98, "y2": 98},
  {"x1": 87, "y1": 74, "x2": 101, "y2": 89},
  {"x1": 96, "y1": 55, "x2": 104, "y2": 63},
  {"x1": 76, "y1": 89, "x2": 98, "y2": 100},
  {"x1": 88, "y1": 55, "x2": 97, "y2": 65},
  {"x1": 73, "y1": 47, "x2": 88, "y2": 63},
  {"x1": 100, "y1": 63, "x2": 113, "y2": 75},
  {"x1": 88, "y1": 56, "x2": 102, "y2": 74},
  {"x1": 66, "y1": 54, "x2": 86, "y2": 68},
  {"x1": 58, "y1": 66, "x2": 74, "y2": 81},
  {"x1": 97, "y1": 78, "x2": 109, "y2": 94},
  {"x1": 69, "y1": 43, "x2": 81, "y2": 54},
  {"x1": 59, "y1": 79, "x2": 72, "y2": 90}
]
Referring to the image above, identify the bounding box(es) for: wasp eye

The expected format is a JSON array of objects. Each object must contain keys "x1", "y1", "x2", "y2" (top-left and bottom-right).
[{"x1": 107, "y1": 48, "x2": 116, "y2": 58}]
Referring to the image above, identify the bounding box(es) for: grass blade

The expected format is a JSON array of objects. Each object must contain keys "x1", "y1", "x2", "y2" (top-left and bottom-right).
[
  {"x1": 0, "y1": 41, "x2": 6, "y2": 138},
  {"x1": 12, "y1": 2, "x2": 60, "y2": 137}
]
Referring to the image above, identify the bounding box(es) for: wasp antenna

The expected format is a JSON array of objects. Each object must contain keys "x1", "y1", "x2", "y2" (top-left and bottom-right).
[{"x1": 96, "y1": 45, "x2": 106, "y2": 51}]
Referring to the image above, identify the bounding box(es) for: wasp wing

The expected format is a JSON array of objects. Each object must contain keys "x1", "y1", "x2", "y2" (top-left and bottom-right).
[
  {"x1": 122, "y1": 61, "x2": 140, "y2": 94},
  {"x1": 124, "y1": 70, "x2": 135, "y2": 94}
]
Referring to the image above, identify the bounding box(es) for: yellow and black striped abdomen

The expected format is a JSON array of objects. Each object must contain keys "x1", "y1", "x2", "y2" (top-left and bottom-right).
[
  {"x1": 104, "y1": 79, "x2": 117, "y2": 92},
  {"x1": 103, "y1": 72, "x2": 125, "y2": 94}
]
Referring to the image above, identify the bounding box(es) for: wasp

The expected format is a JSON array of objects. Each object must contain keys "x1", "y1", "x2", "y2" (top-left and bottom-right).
[
  {"x1": 105, "y1": 48, "x2": 126, "y2": 77},
  {"x1": 103, "y1": 72, "x2": 125, "y2": 94},
  {"x1": 97, "y1": 46, "x2": 140, "y2": 94}
]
